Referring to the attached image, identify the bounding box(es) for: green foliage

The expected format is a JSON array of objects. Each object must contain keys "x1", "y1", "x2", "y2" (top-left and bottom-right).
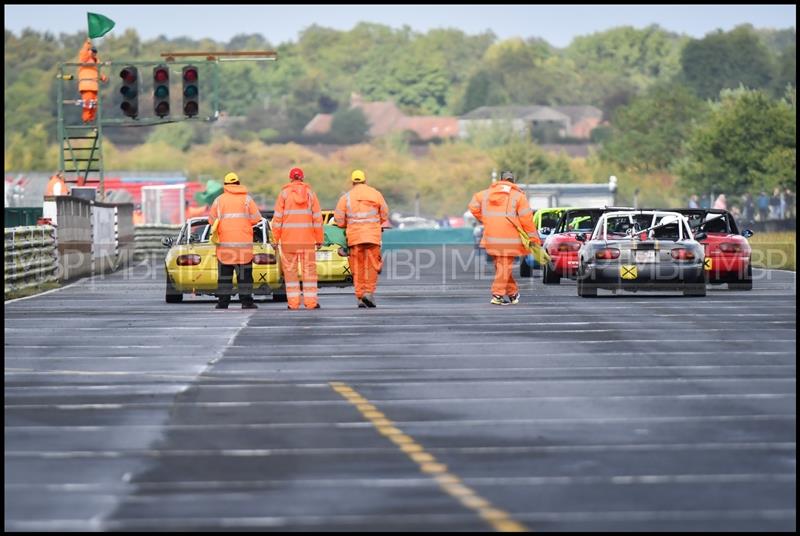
[
  {"x1": 676, "y1": 88, "x2": 796, "y2": 195},
  {"x1": 492, "y1": 139, "x2": 577, "y2": 184},
  {"x1": 328, "y1": 107, "x2": 369, "y2": 144},
  {"x1": 680, "y1": 25, "x2": 776, "y2": 100},
  {"x1": 146, "y1": 122, "x2": 195, "y2": 152},
  {"x1": 600, "y1": 83, "x2": 708, "y2": 172}
]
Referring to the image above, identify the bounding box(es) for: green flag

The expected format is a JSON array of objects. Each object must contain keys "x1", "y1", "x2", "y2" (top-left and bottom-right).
[{"x1": 87, "y1": 12, "x2": 115, "y2": 39}]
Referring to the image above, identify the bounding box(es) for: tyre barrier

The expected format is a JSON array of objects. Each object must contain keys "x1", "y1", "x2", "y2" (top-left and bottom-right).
[
  {"x1": 4, "y1": 225, "x2": 58, "y2": 298},
  {"x1": 134, "y1": 224, "x2": 181, "y2": 260}
]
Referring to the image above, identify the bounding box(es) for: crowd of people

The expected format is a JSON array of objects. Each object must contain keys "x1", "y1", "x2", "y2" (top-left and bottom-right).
[{"x1": 688, "y1": 187, "x2": 795, "y2": 225}]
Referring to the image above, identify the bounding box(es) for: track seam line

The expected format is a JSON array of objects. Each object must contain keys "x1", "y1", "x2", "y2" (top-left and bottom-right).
[{"x1": 329, "y1": 381, "x2": 528, "y2": 532}]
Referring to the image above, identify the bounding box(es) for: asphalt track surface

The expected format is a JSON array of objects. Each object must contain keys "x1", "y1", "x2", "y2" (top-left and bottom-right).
[{"x1": 5, "y1": 246, "x2": 797, "y2": 531}]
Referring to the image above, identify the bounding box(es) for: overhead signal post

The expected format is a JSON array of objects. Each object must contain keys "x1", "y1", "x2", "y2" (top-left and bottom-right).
[{"x1": 56, "y1": 50, "x2": 276, "y2": 200}]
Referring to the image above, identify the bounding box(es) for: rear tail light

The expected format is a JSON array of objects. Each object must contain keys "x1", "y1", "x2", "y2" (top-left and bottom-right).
[
  {"x1": 558, "y1": 242, "x2": 581, "y2": 252},
  {"x1": 177, "y1": 254, "x2": 201, "y2": 266},
  {"x1": 595, "y1": 248, "x2": 620, "y2": 260},
  {"x1": 718, "y1": 242, "x2": 742, "y2": 253},
  {"x1": 670, "y1": 248, "x2": 695, "y2": 260},
  {"x1": 337, "y1": 247, "x2": 348, "y2": 257},
  {"x1": 253, "y1": 253, "x2": 277, "y2": 265}
]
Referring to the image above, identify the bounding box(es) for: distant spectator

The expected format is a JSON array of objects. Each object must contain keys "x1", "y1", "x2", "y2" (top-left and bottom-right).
[
  {"x1": 741, "y1": 192, "x2": 754, "y2": 225},
  {"x1": 784, "y1": 187, "x2": 795, "y2": 219},
  {"x1": 688, "y1": 194, "x2": 699, "y2": 209},
  {"x1": 757, "y1": 191, "x2": 769, "y2": 221},
  {"x1": 699, "y1": 195, "x2": 710, "y2": 209},
  {"x1": 730, "y1": 205, "x2": 741, "y2": 219},
  {"x1": 713, "y1": 193, "x2": 727, "y2": 210},
  {"x1": 769, "y1": 188, "x2": 781, "y2": 219}
]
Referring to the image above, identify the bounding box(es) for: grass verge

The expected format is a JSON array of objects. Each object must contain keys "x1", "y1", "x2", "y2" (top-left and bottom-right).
[{"x1": 749, "y1": 231, "x2": 796, "y2": 271}]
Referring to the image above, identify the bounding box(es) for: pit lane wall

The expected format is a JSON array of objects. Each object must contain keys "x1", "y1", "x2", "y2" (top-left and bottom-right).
[{"x1": 4, "y1": 196, "x2": 134, "y2": 298}]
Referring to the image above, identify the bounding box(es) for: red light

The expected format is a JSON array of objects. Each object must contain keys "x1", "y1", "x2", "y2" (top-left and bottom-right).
[
  {"x1": 183, "y1": 68, "x2": 198, "y2": 82},
  {"x1": 558, "y1": 242, "x2": 581, "y2": 252},
  {"x1": 670, "y1": 248, "x2": 695, "y2": 260},
  {"x1": 595, "y1": 248, "x2": 620, "y2": 260},
  {"x1": 177, "y1": 254, "x2": 201, "y2": 266},
  {"x1": 718, "y1": 242, "x2": 742, "y2": 253},
  {"x1": 154, "y1": 68, "x2": 169, "y2": 83},
  {"x1": 253, "y1": 253, "x2": 276, "y2": 265},
  {"x1": 119, "y1": 68, "x2": 137, "y2": 83}
]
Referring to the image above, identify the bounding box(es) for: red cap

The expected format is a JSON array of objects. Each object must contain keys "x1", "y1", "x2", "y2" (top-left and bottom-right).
[{"x1": 289, "y1": 167, "x2": 304, "y2": 180}]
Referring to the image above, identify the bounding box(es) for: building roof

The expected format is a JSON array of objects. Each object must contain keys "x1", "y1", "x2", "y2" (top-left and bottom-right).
[
  {"x1": 398, "y1": 116, "x2": 460, "y2": 140},
  {"x1": 551, "y1": 105, "x2": 603, "y2": 123},
  {"x1": 357, "y1": 101, "x2": 405, "y2": 137},
  {"x1": 461, "y1": 105, "x2": 585, "y2": 123},
  {"x1": 302, "y1": 113, "x2": 333, "y2": 135}
]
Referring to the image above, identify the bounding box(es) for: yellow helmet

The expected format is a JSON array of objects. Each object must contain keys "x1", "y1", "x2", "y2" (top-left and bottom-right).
[
  {"x1": 351, "y1": 169, "x2": 366, "y2": 183},
  {"x1": 224, "y1": 172, "x2": 240, "y2": 184}
]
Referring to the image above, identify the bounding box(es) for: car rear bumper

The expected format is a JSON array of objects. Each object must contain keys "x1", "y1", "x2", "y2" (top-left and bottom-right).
[
  {"x1": 705, "y1": 254, "x2": 750, "y2": 281},
  {"x1": 583, "y1": 262, "x2": 705, "y2": 289}
]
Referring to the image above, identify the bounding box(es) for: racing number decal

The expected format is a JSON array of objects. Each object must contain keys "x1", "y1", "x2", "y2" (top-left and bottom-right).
[
  {"x1": 620, "y1": 265, "x2": 638, "y2": 279},
  {"x1": 704, "y1": 257, "x2": 712, "y2": 271}
]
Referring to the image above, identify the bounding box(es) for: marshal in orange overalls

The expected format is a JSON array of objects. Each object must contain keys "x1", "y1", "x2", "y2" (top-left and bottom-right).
[
  {"x1": 334, "y1": 170, "x2": 389, "y2": 308},
  {"x1": 77, "y1": 40, "x2": 107, "y2": 123},
  {"x1": 272, "y1": 168, "x2": 324, "y2": 309},
  {"x1": 469, "y1": 175, "x2": 539, "y2": 302}
]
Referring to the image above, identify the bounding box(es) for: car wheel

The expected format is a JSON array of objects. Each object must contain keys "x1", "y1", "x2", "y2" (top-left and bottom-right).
[
  {"x1": 272, "y1": 285, "x2": 288, "y2": 302},
  {"x1": 683, "y1": 275, "x2": 707, "y2": 297},
  {"x1": 542, "y1": 263, "x2": 561, "y2": 285},
  {"x1": 165, "y1": 275, "x2": 183, "y2": 303},
  {"x1": 576, "y1": 268, "x2": 597, "y2": 297},
  {"x1": 728, "y1": 262, "x2": 753, "y2": 290},
  {"x1": 520, "y1": 258, "x2": 532, "y2": 278}
]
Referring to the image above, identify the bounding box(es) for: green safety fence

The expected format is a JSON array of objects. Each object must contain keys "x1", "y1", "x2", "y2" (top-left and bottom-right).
[
  {"x1": 381, "y1": 228, "x2": 474, "y2": 250},
  {"x1": 4, "y1": 208, "x2": 43, "y2": 228}
]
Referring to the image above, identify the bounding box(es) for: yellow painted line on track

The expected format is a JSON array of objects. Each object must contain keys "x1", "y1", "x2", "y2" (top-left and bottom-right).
[{"x1": 329, "y1": 381, "x2": 529, "y2": 532}]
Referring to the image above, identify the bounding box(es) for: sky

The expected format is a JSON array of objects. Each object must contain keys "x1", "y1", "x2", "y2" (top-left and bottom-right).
[{"x1": 4, "y1": 4, "x2": 796, "y2": 47}]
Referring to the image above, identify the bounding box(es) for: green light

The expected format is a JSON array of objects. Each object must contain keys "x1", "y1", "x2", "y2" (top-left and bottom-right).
[
  {"x1": 155, "y1": 85, "x2": 169, "y2": 99},
  {"x1": 183, "y1": 85, "x2": 198, "y2": 98}
]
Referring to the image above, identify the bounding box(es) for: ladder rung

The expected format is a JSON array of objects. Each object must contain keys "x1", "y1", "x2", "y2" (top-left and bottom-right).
[
  {"x1": 63, "y1": 146, "x2": 96, "y2": 150},
  {"x1": 65, "y1": 169, "x2": 101, "y2": 173},
  {"x1": 66, "y1": 158, "x2": 99, "y2": 162},
  {"x1": 64, "y1": 136, "x2": 98, "y2": 140}
]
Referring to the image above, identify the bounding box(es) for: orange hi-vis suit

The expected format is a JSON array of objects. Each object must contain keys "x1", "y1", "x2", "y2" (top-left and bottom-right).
[
  {"x1": 469, "y1": 180, "x2": 539, "y2": 297},
  {"x1": 77, "y1": 40, "x2": 107, "y2": 123},
  {"x1": 334, "y1": 183, "x2": 390, "y2": 301},
  {"x1": 208, "y1": 184, "x2": 262, "y2": 266},
  {"x1": 272, "y1": 180, "x2": 324, "y2": 309},
  {"x1": 45, "y1": 174, "x2": 67, "y2": 197}
]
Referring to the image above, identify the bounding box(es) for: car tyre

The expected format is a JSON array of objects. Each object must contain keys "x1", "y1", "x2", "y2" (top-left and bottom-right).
[
  {"x1": 728, "y1": 262, "x2": 753, "y2": 290},
  {"x1": 683, "y1": 275, "x2": 707, "y2": 297},
  {"x1": 542, "y1": 262, "x2": 561, "y2": 285},
  {"x1": 165, "y1": 275, "x2": 183, "y2": 303},
  {"x1": 576, "y1": 268, "x2": 597, "y2": 297},
  {"x1": 272, "y1": 285, "x2": 288, "y2": 303},
  {"x1": 520, "y1": 258, "x2": 532, "y2": 278}
]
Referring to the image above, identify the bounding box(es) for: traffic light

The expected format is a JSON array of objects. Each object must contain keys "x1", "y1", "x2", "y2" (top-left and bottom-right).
[
  {"x1": 119, "y1": 66, "x2": 138, "y2": 118},
  {"x1": 153, "y1": 64, "x2": 170, "y2": 118},
  {"x1": 182, "y1": 65, "x2": 199, "y2": 117}
]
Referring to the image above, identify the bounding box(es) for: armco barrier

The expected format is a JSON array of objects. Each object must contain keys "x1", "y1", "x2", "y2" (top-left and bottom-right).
[
  {"x1": 382, "y1": 228, "x2": 474, "y2": 250},
  {"x1": 4, "y1": 225, "x2": 58, "y2": 297},
  {"x1": 134, "y1": 224, "x2": 181, "y2": 259}
]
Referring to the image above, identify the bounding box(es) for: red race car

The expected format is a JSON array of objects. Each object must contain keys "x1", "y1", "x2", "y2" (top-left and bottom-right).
[
  {"x1": 676, "y1": 209, "x2": 754, "y2": 290},
  {"x1": 541, "y1": 208, "x2": 605, "y2": 284}
]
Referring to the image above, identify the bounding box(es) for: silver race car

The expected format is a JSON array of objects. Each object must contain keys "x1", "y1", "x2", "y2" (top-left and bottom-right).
[{"x1": 575, "y1": 210, "x2": 707, "y2": 297}]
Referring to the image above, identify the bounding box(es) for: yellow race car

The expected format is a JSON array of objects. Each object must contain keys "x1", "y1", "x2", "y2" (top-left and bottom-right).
[{"x1": 163, "y1": 217, "x2": 284, "y2": 303}]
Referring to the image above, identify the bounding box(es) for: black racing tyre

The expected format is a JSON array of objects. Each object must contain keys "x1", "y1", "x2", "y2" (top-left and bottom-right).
[
  {"x1": 272, "y1": 285, "x2": 288, "y2": 302},
  {"x1": 542, "y1": 263, "x2": 561, "y2": 285},
  {"x1": 165, "y1": 275, "x2": 183, "y2": 303},
  {"x1": 728, "y1": 262, "x2": 753, "y2": 290},
  {"x1": 683, "y1": 276, "x2": 707, "y2": 297},
  {"x1": 576, "y1": 270, "x2": 597, "y2": 297},
  {"x1": 520, "y1": 259, "x2": 532, "y2": 278}
]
